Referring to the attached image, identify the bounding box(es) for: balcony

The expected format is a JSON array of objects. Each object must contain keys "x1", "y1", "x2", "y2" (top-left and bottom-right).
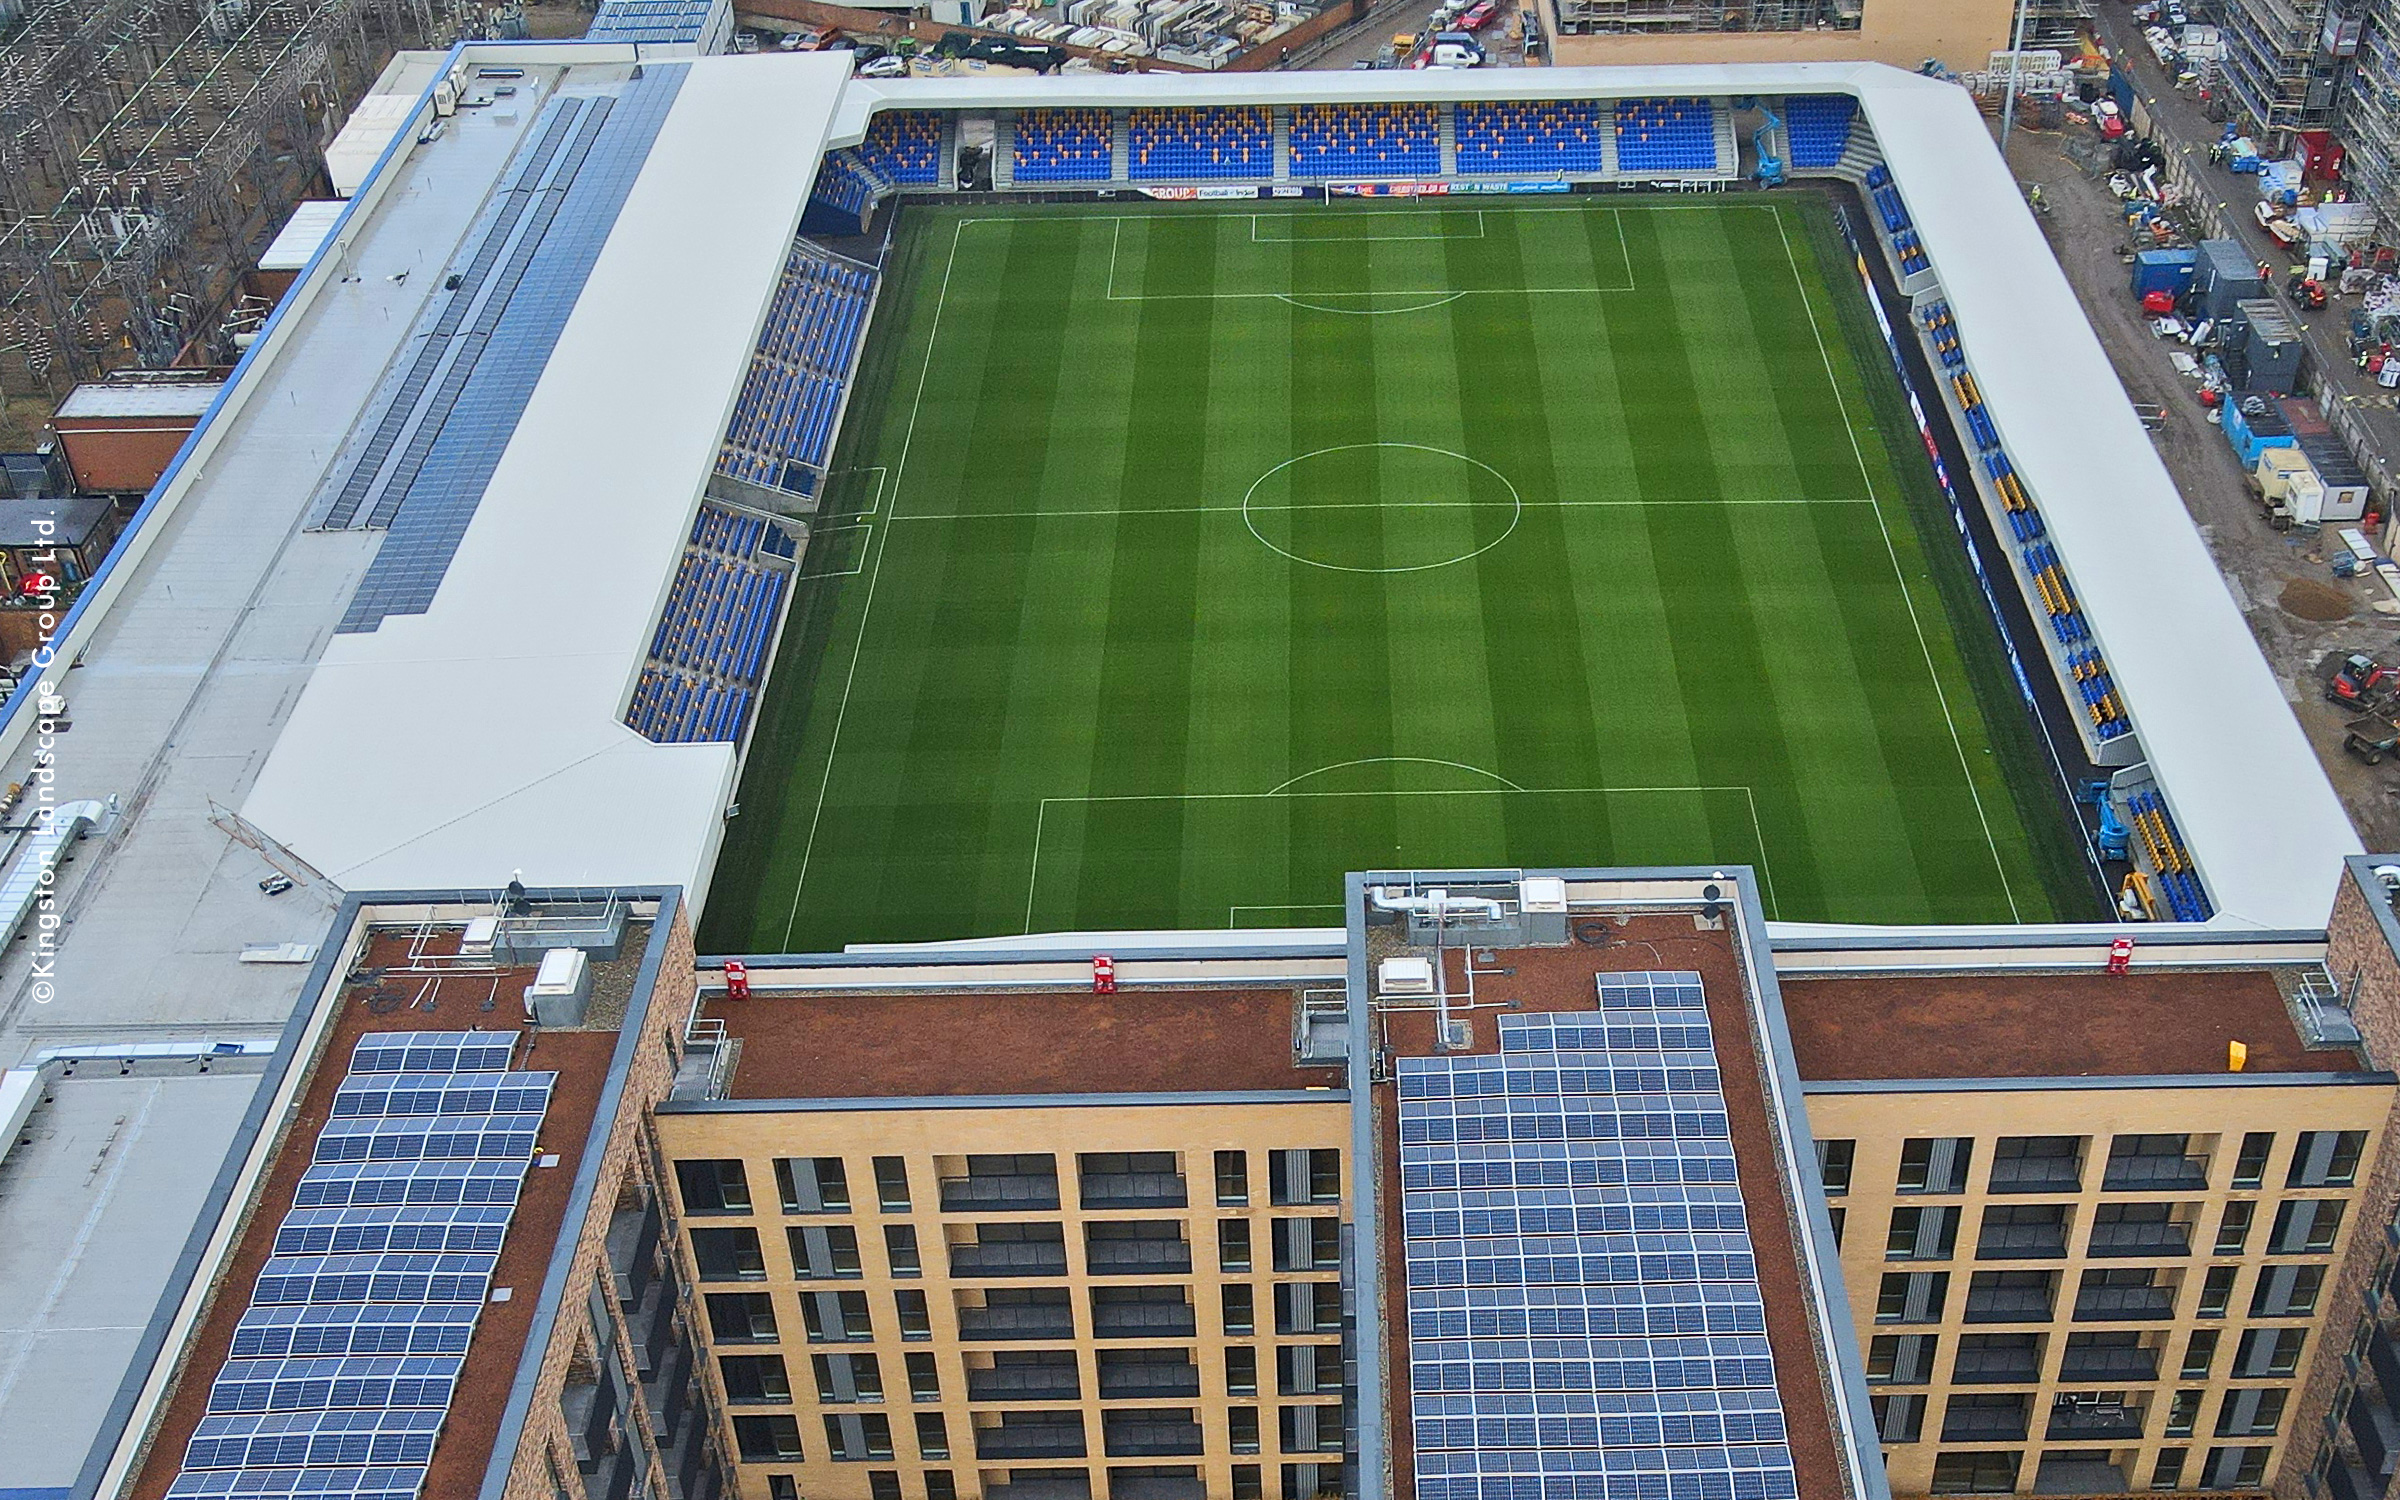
[
  {"x1": 977, "y1": 1417, "x2": 1088, "y2": 1461},
  {"x1": 2047, "y1": 1400, "x2": 2145, "y2": 1441},
  {"x1": 969, "y1": 1361, "x2": 1082, "y2": 1403},
  {"x1": 1092, "y1": 1301, "x2": 1197, "y2": 1340},
  {"x1": 1104, "y1": 1413, "x2": 1206, "y2": 1458},
  {"x1": 1977, "y1": 1222, "x2": 2068, "y2": 1259},
  {"x1": 1098, "y1": 1359, "x2": 1202, "y2": 1400},
  {"x1": 942, "y1": 1173, "x2": 1061, "y2": 1212},
  {"x1": 2033, "y1": 1456, "x2": 2128, "y2": 1496},
  {"x1": 2350, "y1": 1390, "x2": 2400, "y2": 1476},
  {"x1": 1952, "y1": 1346, "x2": 2043, "y2": 1385},
  {"x1": 1085, "y1": 1239, "x2": 1193, "y2": 1276},
  {"x1": 1941, "y1": 1404, "x2": 2029, "y2": 1443},
  {"x1": 2101, "y1": 1156, "x2": 2208, "y2": 1193},
  {"x1": 2056, "y1": 1345, "x2": 2157, "y2": 1383},
  {"x1": 958, "y1": 1304, "x2": 1076, "y2": 1341},
  {"x1": 1110, "y1": 1476, "x2": 1205, "y2": 1500},
  {"x1": 1987, "y1": 1159, "x2": 2082, "y2": 1195},
  {"x1": 2085, "y1": 1222, "x2": 2191, "y2": 1259},
  {"x1": 1079, "y1": 1171, "x2": 1188, "y2": 1210},
  {"x1": 1964, "y1": 1283, "x2": 2056, "y2": 1324},
  {"x1": 987, "y1": 1477, "x2": 1091, "y2": 1500},
  {"x1": 2073, "y1": 1284, "x2": 2176, "y2": 1321},
  {"x1": 950, "y1": 1242, "x2": 1069, "y2": 1279}
]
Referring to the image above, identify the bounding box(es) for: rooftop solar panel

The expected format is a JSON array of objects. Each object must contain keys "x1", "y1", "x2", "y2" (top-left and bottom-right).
[
  {"x1": 165, "y1": 1466, "x2": 426, "y2": 1500},
  {"x1": 1399, "y1": 972, "x2": 1799, "y2": 1500},
  {"x1": 329, "y1": 1070, "x2": 555, "y2": 1118},
  {"x1": 185, "y1": 1409, "x2": 444, "y2": 1471},
  {"x1": 345, "y1": 1031, "x2": 518, "y2": 1075},
  {"x1": 231, "y1": 1304, "x2": 480, "y2": 1360},
  {"x1": 273, "y1": 1204, "x2": 516, "y2": 1257},
  {"x1": 311, "y1": 1114, "x2": 543, "y2": 1165},
  {"x1": 253, "y1": 1252, "x2": 498, "y2": 1306},
  {"x1": 292, "y1": 1160, "x2": 528, "y2": 1209},
  {"x1": 206, "y1": 1356, "x2": 461, "y2": 1415}
]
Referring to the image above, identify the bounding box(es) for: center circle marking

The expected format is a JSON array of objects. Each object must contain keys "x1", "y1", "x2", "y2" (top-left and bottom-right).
[{"x1": 1240, "y1": 443, "x2": 1523, "y2": 574}]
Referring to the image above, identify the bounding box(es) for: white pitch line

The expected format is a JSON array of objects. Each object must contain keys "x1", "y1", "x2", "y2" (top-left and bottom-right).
[
  {"x1": 780, "y1": 218, "x2": 970, "y2": 950},
  {"x1": 1772, "y1": 206, "x2": 2022, "y2": 923},
  {"x1": 886, "y1": 496, "x2": 1876, "y2": 522}
]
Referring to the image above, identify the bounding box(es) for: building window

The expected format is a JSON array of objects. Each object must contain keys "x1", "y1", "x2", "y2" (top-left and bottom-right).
[
  {"x1": 885, "y1": 1224, "x2": 921, "y2": 1277},
  {"x1": 896, "y1": 1289, "x2": 931, "y2": 1339},
  {"x1": 2288, "y1": 1131, "x2": 2364, "y2": 1188},
  {"x1": 2232, "y1": 1132, "x2": 2274, "y2": 1189},
  {"x1": 1230, "y1": 1405, "x2": 1262, "y2": 1454},
  {"x1": 1813, "y1": 1138, "x2": 1852, "y2": 1195},
  {"x1": 1223, "y1": 1284, "x2": 1256, "y2": 1336},
  {"x1": 2181, "y1": 1330, "x2": 2219, "y2": 1381},
  {"x1": 812, "y1": 1352, "x2": 884, "y2": 1403},
  {"x1": 769, "y1": 1478, "x2": 799, "y2": 1500},
  {"x1": 801, "y1": 1291, "x2": 874, "y2": 1342},
  {"x1": 2165, "y1": 1391, "x2": 2202, "y2": 1438},
  {"x1": 2250, "y1": 1263, "x2": 2324, "y2": 1317},
  {"x1": 1217, "y1": 1150, "x2": 1250, "y2": 1206},
  {"x1": 787, "y1": 1224, "x2": 863, "y2": 1280},
  {"x1": 1877, "y1": 1271, "x2": 1949, "y2": 1324},
  {"x1": 822, "y1": 1412, "x2": 894, "y2": 1462},
  {"x1": 1872, "y1": 1393, "x2": 1925, "y2": 1443},
  {"x1": 1888, "y1": 1205, "x2": 1960, "y2": 1261},
  {"x1": 1866, "y1": 1333, "x2": 1936, "y2": 1384},
  {"x1": 1976, "y1": 1204, "x2": 2067, "y2": 1260},
  {"x1": 915, "y1": 1410, "x2": 950, "y2": 1460},
  {"x1": 2268, "y1": 1199, "x2": 2345, "y2": 1254},
  {"x1": 691, "y1": 1226, "x2": 766, "y2": 1281},
  {"x1": 2214, "y1": 1201, "x2": 2255, "y2": 1255},
  {"x1": 705, "y1": 1292, "x2": 777, "y2": 1343},
  {"x1": 1940, "y1": 1394, "x2": 2029, "y2": 1444},
  {"x1": 926, "y1": 1474, "x2": 957, "y2": 1500},
  {"x1": 1220, "y1": 1219, "x2": 1252, "y2": 1273},
  {"x1": 734, "y1": 1414, "x2": 804, "y2": 1462},
  {"x1": 1227, "y1": 1345, "x2": 1259, "y2": 1396},
  {"x1": 1899, "y1": 1139, "x2": 1973, "y2": 1195},
  {"x1": 1233, "y1": 1465, "x2": 1263, "y2": 1500},
  {"x1": 2233, "y1": 1328, "x2": 2306, "y2": 1378},
  {"x1": 2198, "y1": 1266, "x2": 2238, "y2": 1318},
  {"x1": 1965, "y1": 1269, "x2": 2055, "y2": 1323},
  {"x1": 1273, "y1": 1282, "x2": 1340, "y2": 1336},
  {"x1": 1830, "y1": 1207, "x2": 1845, "y2": 1247},
  {"x1": 2213, "y1": 1388, "x2": 2286, "y2": 1437},
  {"x1": 676, "y1": 1159, "x2": 752, "y2": 1215},
  {"x1": 872, "y1": 1156, "x2": 910, "y2": 1211},
  {"x1": 2150, "y1": 1449, "x2": 2187, "y2": 1491},
  {"x1": 1279, "y1": 1402, "x2": 1346, "y2": 1454},
  {"x1": 1273, "y1": 1217, "x2": 1342, "y2": 1272},
  {"x1": 1989, "y1": 1136, "x2": 2083, "y2": 1193},
  {"x1": 906, "y1": 1351, "x2": 939, "y2": 1401},
  {"x1": 868, "y1": 1475, "x2": 901, "y2": 1500},
  {"x1": 1930, "y1": 1451, "x2": 2021, "y2": 1494},
  {"x1": 1269, "y1": 1149, "x2": 1341, "y2": 1205},
  {"x1": 722, "y1": 1354, "x2": 793, "y2": 1404},
  {"x1": 775, "y1": 1157, "x2": 850, "y2": 1214},
  {"x1": 2199, "y1": 1446, "x2": 2270, "y2": 1490},
  {"x1": 2103, "y1": 1134, "x2": 2207, "y2": 1192},
  {"x1": 1953, "y1": 1334, "x2": 2041, "y2": 1384}
]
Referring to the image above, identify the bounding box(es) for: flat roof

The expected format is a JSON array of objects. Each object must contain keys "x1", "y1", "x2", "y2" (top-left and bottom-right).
[
  {"x1": 258, "y1": 202, "x2": 347, "y2": 273},
  {"x1": 717, "y1": 985, "x2": 1342, "y2": 1099},
  {"x1": 1780, "y1": 967, "x2": 2352, "y2": 1082},
  {"x1": 0, "y1": 494, "x2": 112, "y2": 546},
  {"x1": 116, "y1": 923, "x2": 642, "y2": 1500},
  {"x1": 53, "y1": 383, "x2": 221, "y2": 420},
  {"x1": 1372, "y1": 916, "x2": 1852, "y2": 1500}
]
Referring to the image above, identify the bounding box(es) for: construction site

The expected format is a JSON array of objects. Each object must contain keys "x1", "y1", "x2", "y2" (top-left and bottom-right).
[{"x1": 0, "y1": 0, "x2": 536, "y2": 446}]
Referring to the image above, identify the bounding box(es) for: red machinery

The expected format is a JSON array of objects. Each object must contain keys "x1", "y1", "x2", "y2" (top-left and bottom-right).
[
  {"x1": 1092, "y1": 955, "x2": 1116, "y2": 994},
  {"x1": 723, "y1": 960, "x2": 750, "y2": 1000},
  {"x1": 2105, "y1": 936, "x2": 2134, "y2": 975},
  {"x1": 2329, "y1": 652, "x2": 2397, "y2": 706}
]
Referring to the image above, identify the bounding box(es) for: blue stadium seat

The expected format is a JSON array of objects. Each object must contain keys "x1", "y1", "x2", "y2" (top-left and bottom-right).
[
  {"x1": 1013, "y1": 108, "x2": 1113, "y2": 183},
  {"x1": 1127, "y1": 107, "x2": 1272, "y2": 181},
  {"x1": 1781, "y1": 95, "x2": 1857, "y2": 169},
  {"x1": 1613, "y1": 98, "x2": 1719, "y2": 174},
  {"x1": 1455, "y1": 100, "x2": 1603, "y2": 175},
  {"x1": 858, "y1": 111, "x2": 941, "y2": 185},
  {"x1": 1287, "y1": 103, "x2": 1439, "y2": 179}
]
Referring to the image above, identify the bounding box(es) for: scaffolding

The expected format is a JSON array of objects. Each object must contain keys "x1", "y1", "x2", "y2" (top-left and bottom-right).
[
  {"x1": 0, "y1": 0, "x2": 523, "y2": 398},
  {"x1": 2212, "y1": 0, "x2": 2343, "y2": 138}
]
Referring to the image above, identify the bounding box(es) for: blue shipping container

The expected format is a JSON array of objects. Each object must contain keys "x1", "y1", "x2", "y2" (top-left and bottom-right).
[
  {"x1": 2224, "y1": 398, "x2": 2298, "y2": 468},
  {"x1": 2132, "y1": 247, "x2": 2198, "y2": 299}
]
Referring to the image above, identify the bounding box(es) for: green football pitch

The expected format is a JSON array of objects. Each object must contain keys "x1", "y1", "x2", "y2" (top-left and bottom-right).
[{"x1": 699, "y1": 195, "x2": 2097, "y2": 953}]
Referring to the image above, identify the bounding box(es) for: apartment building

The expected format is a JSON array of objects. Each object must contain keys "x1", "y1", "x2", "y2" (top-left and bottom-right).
[
  {"x1": 1543, "y1": 0, "x2": 2013, "y2": 74},
  {"x1": 649, "y1": 982, "x2": 1353, "y2": 1500},
  {"x1": 1787, "y1": 961, "x2": 2384, "y2": 1496}
]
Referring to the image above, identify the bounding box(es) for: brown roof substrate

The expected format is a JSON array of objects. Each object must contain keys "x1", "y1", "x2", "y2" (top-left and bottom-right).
[
  {"x1": 1780, "y1": 967, "x2": 2350, "y2": 1082},
  {"x1": 128, "y1": 931, "x2": 618, "y2": 1500},
  {"x1": 724, "y1": 986, "x2": 1342, "y2": 1098},
  {"x1": 1375, "y1": 913, "x2": 1846, "y2": 1500}
]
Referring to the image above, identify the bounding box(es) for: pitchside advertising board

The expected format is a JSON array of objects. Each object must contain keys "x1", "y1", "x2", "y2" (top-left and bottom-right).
[{"x1": 1132, "y1": 182, "x2": 1573, "y2": 200}]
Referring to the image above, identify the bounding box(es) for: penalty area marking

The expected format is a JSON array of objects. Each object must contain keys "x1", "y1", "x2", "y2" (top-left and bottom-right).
[
  {"x1": 1228, "y1": 903, "x2": 1347, "y2": 928},
  {"x1": 1095, "y1": 204, "x2": 1636, "y2": 302},
  {"x1": 1023, "y1": 782, "x2": 1780, "y2": 934},
  {"x1": 1247, "y1": 209, "x2": 1490, "y2": 243}
]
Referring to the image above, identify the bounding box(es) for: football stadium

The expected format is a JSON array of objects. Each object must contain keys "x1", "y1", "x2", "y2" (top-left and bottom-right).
[{"x1": 13, "y1": 42, "x2": 2397, "y2": 1500}]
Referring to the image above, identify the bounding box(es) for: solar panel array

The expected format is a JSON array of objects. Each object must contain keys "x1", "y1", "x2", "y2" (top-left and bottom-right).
[
  {"x1": 587, "y1": 0, "x2": 718, "y2": 42},
  {"x1": 333, "y1": 64, "x2": 688, "y2": 633},
  {"x1": 165, "y1": 1029, "x2": 550, "y2": 1500},
  {"x1": 1399, "y1": 972, "x2": 1800, "y2": 1500}
]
